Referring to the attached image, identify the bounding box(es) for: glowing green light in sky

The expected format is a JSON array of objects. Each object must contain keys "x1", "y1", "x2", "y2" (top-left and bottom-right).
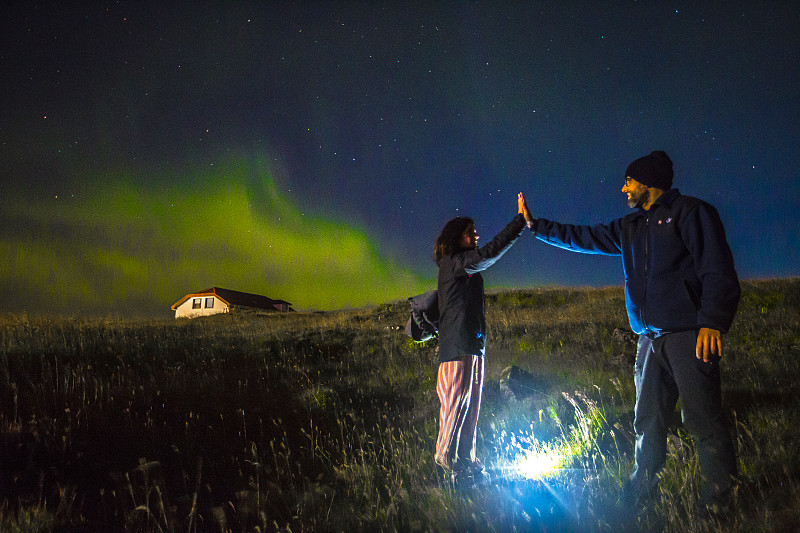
[{"x1": 1, "y1": 158, "x2": 429, "y2": 315}]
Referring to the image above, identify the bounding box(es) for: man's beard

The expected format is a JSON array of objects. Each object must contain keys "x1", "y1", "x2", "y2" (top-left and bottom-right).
[{"x1": 627, "y1": 189, "x2": 648, "y2": 209}]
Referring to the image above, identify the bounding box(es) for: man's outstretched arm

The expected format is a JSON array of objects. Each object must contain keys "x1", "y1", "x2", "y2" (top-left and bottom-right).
[{"x1": 520, "y1": 192, "x2": 623, "y2": 256}]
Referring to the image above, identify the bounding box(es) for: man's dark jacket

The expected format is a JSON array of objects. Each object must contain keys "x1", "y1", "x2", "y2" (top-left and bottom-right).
[
  {"x1": 436, "y1": 214, "x2": 526, "y2": 363},
  {"x1": 530, "y1": 189, "x2": 740, "y2": 336}
]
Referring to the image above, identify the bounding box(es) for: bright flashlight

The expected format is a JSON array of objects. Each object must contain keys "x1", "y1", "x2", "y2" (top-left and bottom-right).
[
  {"x1": 513, "y1": 446, "x2": 564, "y2": 480},
  {"x1": 508, "y1": 434, "x2": 568, "y2": 480},
  {"x1": 494, "y1": 427, "x2": 569, "y2": 481}
]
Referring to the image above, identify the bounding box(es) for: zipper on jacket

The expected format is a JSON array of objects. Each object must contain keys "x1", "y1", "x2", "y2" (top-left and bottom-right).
[{"x1": 641, "y1": 214, "x2": 650, "y2": 332}]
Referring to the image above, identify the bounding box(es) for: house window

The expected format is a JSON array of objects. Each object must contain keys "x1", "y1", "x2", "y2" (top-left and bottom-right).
[
  {"x1": 192, "y1": 298, "x2": 202, "y2": 309},
  {"x1": 205, "y1": 297, "x2": 214, "y2": 308}
]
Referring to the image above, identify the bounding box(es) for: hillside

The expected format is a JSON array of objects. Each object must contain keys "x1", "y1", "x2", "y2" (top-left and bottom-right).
[{"x1": 1, "y1": 279, "x2": 798, "y2": 532}]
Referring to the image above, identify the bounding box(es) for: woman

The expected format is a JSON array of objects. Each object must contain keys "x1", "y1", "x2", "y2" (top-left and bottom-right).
[{"x1": 433, "y1": 193, "x2": 531, "y2": 483}]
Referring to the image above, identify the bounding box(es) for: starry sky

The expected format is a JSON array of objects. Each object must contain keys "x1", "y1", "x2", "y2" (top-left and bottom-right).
[{"x1": 1, "y1": 1, "x2": 798, "y2": 316}]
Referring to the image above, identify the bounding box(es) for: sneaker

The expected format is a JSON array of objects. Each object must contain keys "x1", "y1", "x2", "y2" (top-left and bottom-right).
[
  {"x1": 452, "y1": 460, "x2": 490, "y2": 487},
  {"x1": 459, "y1": 459, "x2": 486, "y2": 476},
  {"x1": 619, "y1": 479, "x2": 658, "y2": 509},
  {"x1": 695, "y1": 501, "x2": 730, "y2": 523},
  {"x1": 696, "y1": 489, "x2": 733, "y2": 522},
  {"x1": 450, "y1": 468, "x2": 477, "y2": 488}
]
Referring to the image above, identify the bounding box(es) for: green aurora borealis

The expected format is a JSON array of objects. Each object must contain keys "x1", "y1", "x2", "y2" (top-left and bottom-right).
[
  {"x1": 2, "y1": 160, "x2": 429, "y2": 315},
  {"x1": 3, "y1": 3, "x2": 798, "y2": 317}
]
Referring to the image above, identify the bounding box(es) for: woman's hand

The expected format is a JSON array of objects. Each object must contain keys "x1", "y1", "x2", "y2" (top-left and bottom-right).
[{"x1": 518, "y1": 192, "x2": 533, "y2": 225}]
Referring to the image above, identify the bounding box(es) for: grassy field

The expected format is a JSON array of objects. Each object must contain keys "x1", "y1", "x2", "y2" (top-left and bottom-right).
[{"x1": 1, "y1": 278, "x2": 798, "y2": 532}]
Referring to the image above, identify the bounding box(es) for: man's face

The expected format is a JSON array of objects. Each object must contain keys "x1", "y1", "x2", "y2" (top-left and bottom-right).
[
  {"x1": 622, "y1": 177, "x2": 649, "y2": 209},
  {"x1": 460, "y1": 224, "x2": 479, "y2": 249}
]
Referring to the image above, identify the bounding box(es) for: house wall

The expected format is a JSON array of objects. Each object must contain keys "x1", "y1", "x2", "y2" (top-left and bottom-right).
[{"x1": 174, "y1": 295, "x2": 229, "y2": 318}]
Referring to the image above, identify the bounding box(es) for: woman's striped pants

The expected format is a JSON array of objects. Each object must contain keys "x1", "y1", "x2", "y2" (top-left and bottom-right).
[{"x1": 434, "y1": 355, "x2": 484, "y2": 468}]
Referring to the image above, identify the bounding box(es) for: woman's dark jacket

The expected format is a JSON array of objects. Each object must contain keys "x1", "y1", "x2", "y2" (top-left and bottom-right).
[
  {"x1": 436, "y1": 214, "x2": 526, "y2": 363},
  {"x1": 530, "y1": 189, "x2": 740, "y2": 336}
]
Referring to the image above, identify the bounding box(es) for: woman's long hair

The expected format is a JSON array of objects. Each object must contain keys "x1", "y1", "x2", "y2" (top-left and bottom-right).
[{"x1": 433, "y1": 216, "x2": 474, "y2": 262}]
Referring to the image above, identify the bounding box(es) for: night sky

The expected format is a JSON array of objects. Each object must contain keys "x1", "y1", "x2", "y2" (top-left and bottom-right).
[{"x1": 2, "y1": 2, "x2": 798, "y2": 316}]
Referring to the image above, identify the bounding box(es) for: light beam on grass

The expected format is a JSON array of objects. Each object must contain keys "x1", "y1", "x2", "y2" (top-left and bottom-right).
[
  {"x1": 513, "y1": 440, "x2": 565, "y2": 480},
  {"x1": 494, "y1": 427, "x2": 571, "y2": 481},
  {"x1": 493, "y1": 392, "x2": 605, "y2": 482}
]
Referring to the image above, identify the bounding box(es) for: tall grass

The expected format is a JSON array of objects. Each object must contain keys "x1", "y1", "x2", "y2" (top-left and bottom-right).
[{"x1": 0, "y1": 278, "x2": 798, "y2": 531}]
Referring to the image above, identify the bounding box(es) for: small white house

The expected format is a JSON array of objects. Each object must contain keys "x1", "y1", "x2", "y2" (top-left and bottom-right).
[{"x1": 171, "y1": 287, "x2": 293, "y2": 318}]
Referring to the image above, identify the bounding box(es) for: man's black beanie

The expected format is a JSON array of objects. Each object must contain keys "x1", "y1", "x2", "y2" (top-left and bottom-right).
[{"x1": 625, "y1": 150, "x2": 673, "y2": 190}]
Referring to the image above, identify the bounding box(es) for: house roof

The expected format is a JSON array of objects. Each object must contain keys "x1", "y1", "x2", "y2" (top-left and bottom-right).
[{"x1": 171, "y1": 287, "x2": 292, "y2": 311}]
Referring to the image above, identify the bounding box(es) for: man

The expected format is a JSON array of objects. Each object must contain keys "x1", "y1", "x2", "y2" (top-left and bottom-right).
[{"x1": 522, "y1": 151, "x2": 740, "y2": 515}]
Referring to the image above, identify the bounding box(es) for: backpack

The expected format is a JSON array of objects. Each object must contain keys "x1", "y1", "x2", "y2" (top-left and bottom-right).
[{"x1": 404, "y1": 290, "x2": 439, "y2": 342}]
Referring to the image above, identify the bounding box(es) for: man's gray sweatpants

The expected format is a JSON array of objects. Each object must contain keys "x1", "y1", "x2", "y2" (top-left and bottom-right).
[{"x1": 629, "y1": 330, "x2": 736, "y2": 504}]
